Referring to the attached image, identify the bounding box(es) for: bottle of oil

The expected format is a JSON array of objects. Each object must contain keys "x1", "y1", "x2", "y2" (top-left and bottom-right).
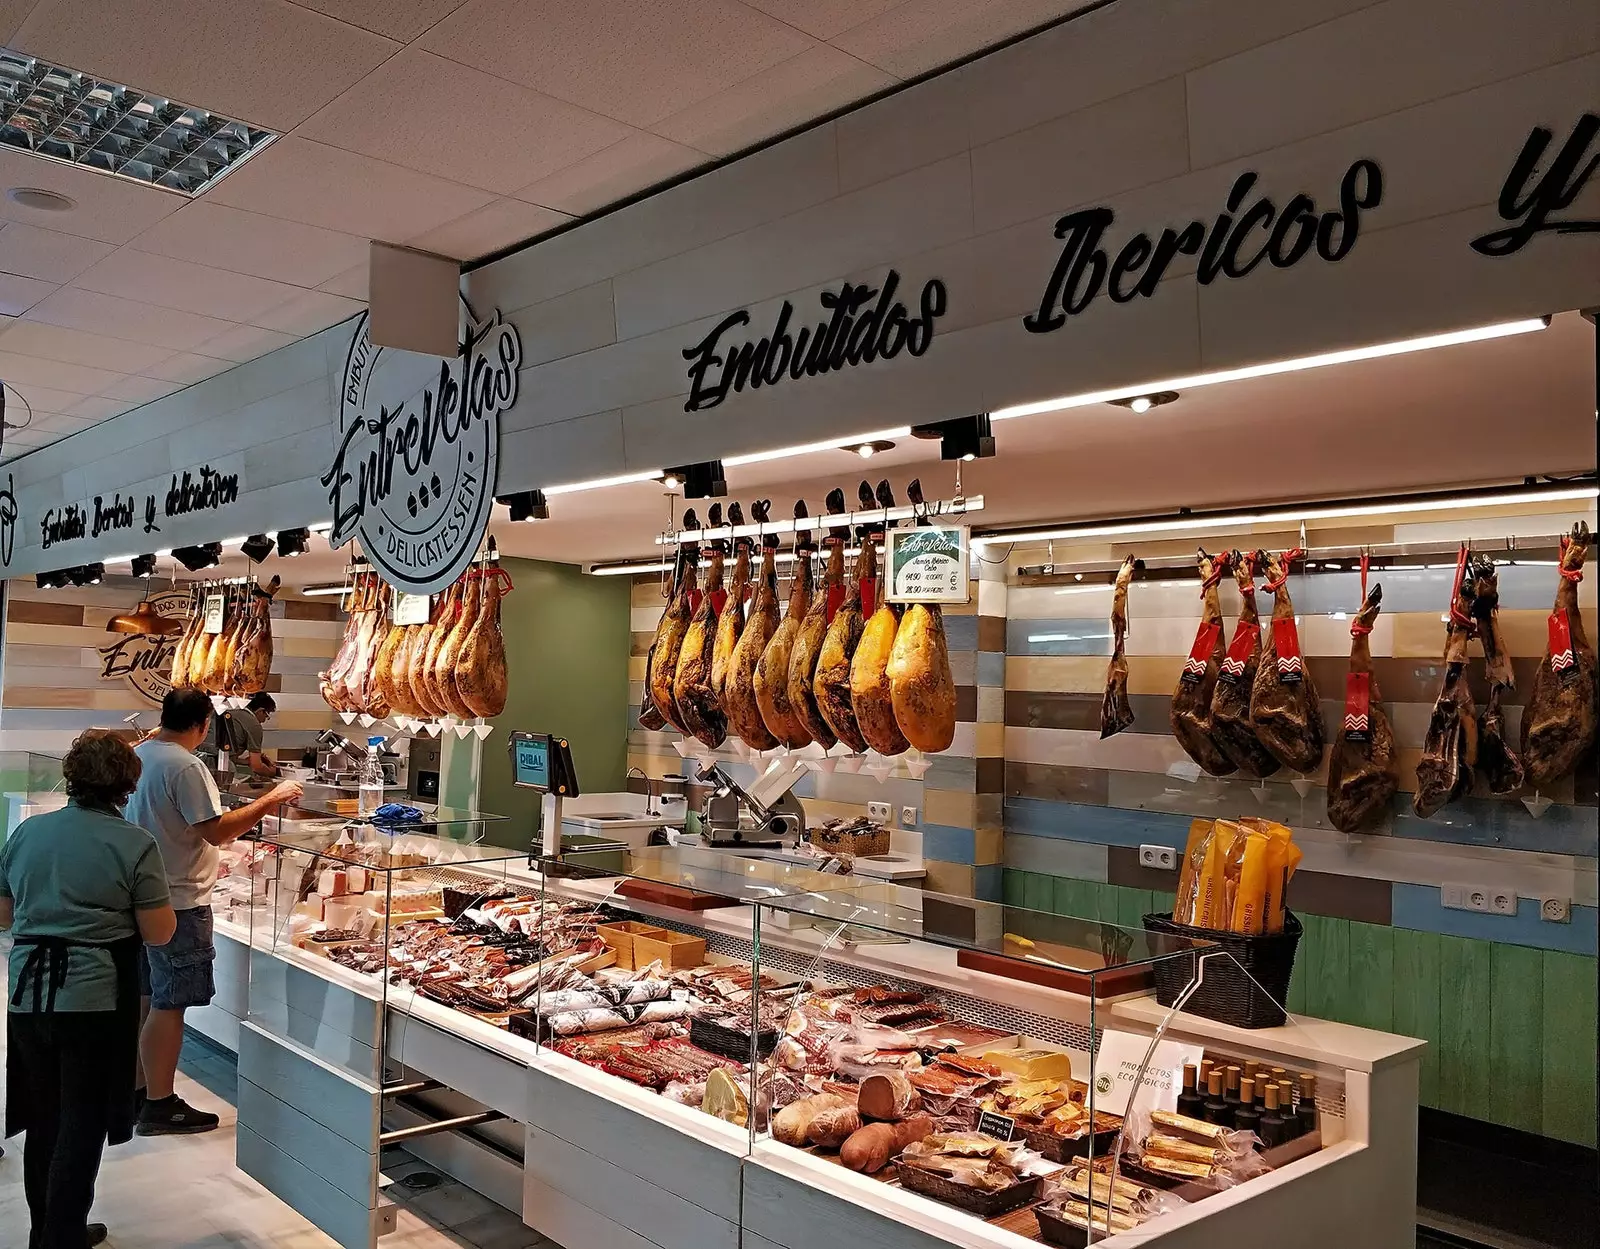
[
  {"x1": 1223, "y1": 1064, "x2": 1242, "y2": 1104},
  {"x1": 1258, "y1": 1083, "x2": 1289, "y2": 1148},
  {"x1": 1295, "y1": 1073, "x2": 1319, "y2": 1137},
  {"x1": 1233, "y1": 1077, "x2": 1262, "y2": 1137},
  {"x1": 1202, "y1": 1069, "x2": 1232, "y2": 1127},
  {"x1": 1177, "y1": 1062, "x2": 1205, "y2": 1119}
]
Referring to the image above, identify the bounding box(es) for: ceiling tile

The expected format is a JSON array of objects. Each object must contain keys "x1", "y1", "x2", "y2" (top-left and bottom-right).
[
  {"x1": 319, "y1": 264, "x2": 369, "y2": 301},
  {"x1": 0, "y1": 349, "x2": 124, "y2": 396},
  {"x1": 514, "y1": 132, "x2": 708, "y2": 216},
  {"x1": 742, "y1": 0, "x2": 901, "y2": 40},
  {"x1": 420, "y1": 0, "x2": 816, "y2": 127},
  {"x1": 204, "y1": 137, "x2": 495, "y2": 242},
  {"x1": 0, "y1": 321, "x2": 173, "y2": 374},
  {"x1": 13, "y1": 0, "x2": 401, "y2": 131},
  {"x1": 408, "y1": 198, "x2": 572, "y2": 263},
  {"x1": 196, "y1": 323, "x2": 298, "y2": 363},
  {"x1": 283, "y1": 0, "x2": 470, "y2": 41},
  {"x1": 250, "y1": 288, "x2": 364, "y2": 336},
  {"x1": 100, "y1": 374, "x2": 184, "y2": 404},
  {"x1": 73, "y1": 248, "x2": 299, "y2": 322},
  {"x1": 131, "y1": 202, "x2": 369, "y2": 288},
  {"x1": 0, "y1": 148, "x2": 183, "y2": 246},
  {"x1": 652, "y1": 43, "x2": 894, "y2": 156},
  {"x1": 67, "y1": 395, "x2": 135, "y2": 422},
  {"x1": 0, "y1": 223, "x2": 118, "y2": 284},
  {"x1": 25, "y1": 287, "x2": 237, "y2": 351},
  {"x1": 300, "y1": 48, "x2": 633, "y2": 195},
  {"x1": 0, "y1": 272, "x2": 58, "y2": 316},
  {"x1": 140, "y1": 352, "x2": 234, "y2": 385},
  {"x1": 7, "y1": 382, "x2": 107, "y2": 417},
  {"x1": 831, "y1": 0, "x2": 1092, "y2": 79}
]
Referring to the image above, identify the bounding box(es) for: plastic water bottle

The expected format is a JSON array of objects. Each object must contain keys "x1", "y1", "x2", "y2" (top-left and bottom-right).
[{"x1": 358, "y1": 736, "x2": 385, "y2": 817}]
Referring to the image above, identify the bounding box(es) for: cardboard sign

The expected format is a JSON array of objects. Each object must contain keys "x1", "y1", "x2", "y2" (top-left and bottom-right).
[
  {"x1": 392, "y1": 590, "x2": 431, "y2": 625},
  {"x1": 976, "y1": 1110, "x2": 1016, "y2": 1142},
  {"x1": 886, "y1": 525, "x2": 969, "y2": 604},
  {"x1": 202, "y1": 594, "x2": 225, "y2": 634},
  {"x1": 1088, "y1": 1029, "x2": 1204, "y2": 1117}
]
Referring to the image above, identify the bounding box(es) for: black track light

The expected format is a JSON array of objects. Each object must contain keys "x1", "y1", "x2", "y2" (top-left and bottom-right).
[
  {"x1": 173, "y1": 542, "x2": 221, "y2": 572},
  {"x1": 36, "y1": 569, "x2": 70, "y2": 589},
  {"x1": 911, "y1": 413, "x2": 995, "y2": 462},
  {"x1": 496, "y1": 490, "x2": 549, "y2": 522},
  {"x1": 275, "y1": 527, "x2": 310, "y2": 558},
  {"x1": 240, "y1": 533, "x2": 275, "y2": 562},
  {"x1": 82, "y1": 562, "x2": 103, "y2": 585},
  {"x1": 131, "y1": 553, "x2": 157, "y2": 578},
  {"x1": 665, "y1": 461, "x2": 727, "y2": 499}
]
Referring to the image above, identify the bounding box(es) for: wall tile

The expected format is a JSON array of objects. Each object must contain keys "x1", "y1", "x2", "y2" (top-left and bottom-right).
[
  {"x1": 922, "y1": 823, "x2": 977, "y2": 864},
  {"x1": 1391, "y1": 884, "x2": 1597, "y2": 956},
  {"x1": 974, "y1": 863, "x2": 1003, "y2": 902}
]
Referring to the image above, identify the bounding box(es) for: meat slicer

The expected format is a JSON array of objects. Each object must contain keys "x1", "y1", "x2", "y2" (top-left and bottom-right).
[{"x1": 694, "y1": 759, "x2": 809, "y2": 850}]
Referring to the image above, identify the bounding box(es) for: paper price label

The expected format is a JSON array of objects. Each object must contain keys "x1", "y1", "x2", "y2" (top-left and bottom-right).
[
  {"x1": 392, "y1": 590, "x2": 431, "y2": 625},
  {"x1": 975, "y1": 1110, "x2": 1015, "y2": 1142},
  {"x1": 886, "y1": 525, "x2": 970, "y2": 604},
  {"x1": 202, "y1": 594, "x2": 225, "y2": 634}
]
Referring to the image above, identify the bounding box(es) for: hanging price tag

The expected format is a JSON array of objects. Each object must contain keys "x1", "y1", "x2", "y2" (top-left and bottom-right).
[
  {"x1": 202, "y1": 594, "x2": 225, "y2": 634},
  {"x1": 885, "y1": 525, "x2": 970, "y2": 604},
  {"x1": 392, "y1": 590, "x2": 431, "y2": 625},
  {"x1": 1180, "y1": 622, "x2": 1221, "y2": 684},
  {"x1": 1217, "y1": 621, "x2": 1259, "y2": 685},
  {"x1": 1548, "y1": 609, "x2": 1578, "y2": 684},
  {"x1": 1343, "y1": 672, "x2": 1371, "y2": 743},
  {"x1": 1272, "y1": 618, "x2": 1304, "y2": 684}
]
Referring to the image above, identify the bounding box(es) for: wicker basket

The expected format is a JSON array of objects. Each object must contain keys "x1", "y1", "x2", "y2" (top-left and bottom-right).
[
  {"x1": 690, "y1": 1014, "x2": 780, "y2": 1062},
  {"x1": 894, "y1": 1166, "x2": 1041, "y2": 1218},
  {"x1": 808, "y1": 822, "x2": 891, "y2": 858},
  {"x1": 1020, "y1": 1125, "x2": 1120, "y2": 1164},
  {"x1": 1142, "y1": 911, "x2": 1303, "y2": 1029}
]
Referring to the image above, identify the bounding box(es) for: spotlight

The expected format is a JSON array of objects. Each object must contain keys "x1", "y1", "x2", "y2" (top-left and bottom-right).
[
  {"x1": 173, "y1": 542, "x2": 221, "y2": 572},
  {"x1": 1109, "y1": 390, "x2": 1179, "y2": 413},
  {"x1": 911, "y1": 414, "x2": 995, "y2": 462},
  {"x1": 496, "y1": 490, "x2": 549, "y2": 522},
  {"x1": 131, "y1": 553, "x2": 157, "y2": 578},
  {"x1": 275, "y1": 527, "x2": 310, "y2": 558},
  {"x1": 240, "y1": 533, "x2": 275, "y2": 562},
  {"x1": 36, "y1": 570, "x2": 70, "y2": 589},
  {"x1": 82, "y1": 562, "x2": 103, "y2": 585},
  {"x1": 665, "y1": 461, "x2": 726, "y2": 500},
  {"x1": 844, "y1": 440, "x2": 896, "y2": 459}
]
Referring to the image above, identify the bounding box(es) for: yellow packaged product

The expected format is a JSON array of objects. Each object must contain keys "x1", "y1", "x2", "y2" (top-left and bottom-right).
[
  {"x1": 1229, "y1": 830, "x2": 1272, "y2": 934},
  {"x1": 1173, "y1": 819, "x2": 1211, "y2": 925},
  {"x1": 1193, "y1": 820, "x2": 1240, "y2": 930},
  {"x1": 1245, "y1": 819, "x2": 1301, "y2": 933}
]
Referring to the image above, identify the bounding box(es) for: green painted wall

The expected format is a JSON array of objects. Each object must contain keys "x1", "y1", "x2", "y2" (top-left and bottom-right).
[
  {"x1": 476, "y1": 557, "x2": 631, "y2": 850},
  {"x1": 1002, "y1": 869, "x2": 1598, "y2": 1147}
]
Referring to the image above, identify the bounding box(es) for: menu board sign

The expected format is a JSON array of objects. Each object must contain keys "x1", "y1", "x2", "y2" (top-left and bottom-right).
[{"x1": 885, "y1": 525, "x2": 969, "y2": 604}]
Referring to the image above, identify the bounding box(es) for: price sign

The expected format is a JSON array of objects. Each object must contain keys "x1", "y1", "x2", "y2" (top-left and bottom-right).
[
  {"x1": 202, "y1": 594, "x2": 225, "y2": 634},
  {"x1": 392, "y1": 590, "x2": 431, "y2": 625},
  {"x1": 885, "y1": 525, "x2": 970, "y2": 604},
  {"x1": 976, "y1": 1110, "x2": 1016, "y2": 1142}
]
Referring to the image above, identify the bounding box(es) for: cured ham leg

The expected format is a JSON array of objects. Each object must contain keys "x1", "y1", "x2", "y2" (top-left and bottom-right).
[
  {"x1": 230, "y1": 576, "x2": 279, "y2": 695},
  {"x1": 711, "y1": 503, "x2": 749, "y2": 702},
  {"x1": 1470, "y1": 556, "x2": 1525, "y2": 794},
  {"x1": 1522, "y1": 522, "x2": 1595, "y2": 786},
  {"x1": 787, "y1": 491, "x2": 847, "y2": 750},
  {"x1": 1415, "y1": 550, "x2": 1478, "y2": 818},
  {"x1": 320, "y1": 574, "x2": 366, "y2": 711},
  {"x1": 457, "y1": 552, "x2": 510, "y2": 719},
  {"x1": 816, "y1": 523, "x2": 873, "y2": 754},
  {"x1": 648, "y1": 512, "x2": 699, "y2": 732},
  {"x1": 755, "y1": 505, "x2": 813, "y2": 749},
  {"x1": 421, "y1": 578, "x2": 462, "y2": 717},
  {"x1": 435, "y1": 570, "x2": 478, "y2": 719},
  {"x1": 1170, "y1": 551, "x2": 1237, "y2": 777},
  {"x1": 171, "y1": 587, "x2": 204, "y2": 690},
  {"x1": 888, "y1": 602, "x2": 956, "y2": 754},
  {"x1": 1099, "y1": 555, "x2": 1136, "y2": 739},
  {"x1": 1326, "y1": 581, "x2": 1398, "y2": 833},
  {"x1": 351, "y1": 576, "x2": 391, "y2": 719},
  {"x1": 1209, "y1": 551, "x2": 1279, "y2": 775},
  {"x1": 726, "y1": 507, "x2": 780, "y2": 751},
  {"x1": 1250, "y1": 548, "x2": 1324, "y2": 773},
  {"x1": 852, "y1": 483, "x2": 909, "y2": 757},
  {"x1": 674, "y1": 507, "x2": 729, "y2": 749}
]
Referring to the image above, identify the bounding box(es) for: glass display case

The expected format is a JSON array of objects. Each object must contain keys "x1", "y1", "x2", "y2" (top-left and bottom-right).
[{"x1": 0, "y1": 749, "x2": 67, "y2": 844}]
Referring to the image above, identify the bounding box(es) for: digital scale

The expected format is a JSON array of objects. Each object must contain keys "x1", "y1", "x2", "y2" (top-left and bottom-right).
[{"x1": 508, "y1": 730, "x2": 581, "y2": 856}]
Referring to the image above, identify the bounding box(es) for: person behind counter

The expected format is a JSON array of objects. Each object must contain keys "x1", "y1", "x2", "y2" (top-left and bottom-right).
[
  {"x1": 125, "y1": 687, "x2": 302, "y2": 1136},
  {"x1": 1, "y1": 729, "x2": 178, "y2": 1249},
  {"x1": 222, "y1": 692, "x2": 279, "y2": 779}
]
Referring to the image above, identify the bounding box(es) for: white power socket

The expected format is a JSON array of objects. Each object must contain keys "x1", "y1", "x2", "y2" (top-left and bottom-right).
[
  {"x1": 1540, "y1": 897, "x2": 1571, "y2": 923},
  {"x1": 867, "y1": 801, "x2": 891, "y2": 823},
  {"x1": 1442, "y1": 883, "x2": 1518, "y2": 915},
  {"x1": 901, "y1": 806, "x2": 919, "y2": 828},
  {"x1": 1139, "y1": 844, "x2": 1178, "y2": 871},
  {"x1": 1489, "y1": 890, "x2": 1517, "y2": 916}
]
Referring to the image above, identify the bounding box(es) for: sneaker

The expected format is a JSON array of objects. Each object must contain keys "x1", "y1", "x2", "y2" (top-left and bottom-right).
[
  {"x1": 136, "y1": 1094, "x2": 219, "y2": 1136},
  {"x1": 87, "y1": 1224, "x2": 108, "y2": 1247}
]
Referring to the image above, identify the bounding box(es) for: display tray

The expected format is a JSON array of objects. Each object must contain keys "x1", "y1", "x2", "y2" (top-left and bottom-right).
[
  {"x1": 956, "y1": 948, "x2": 1155, "y2": 999},
  {"x1": 894, "y1": 1165, "x2": 1043, "y2": 1218},
  {"x1": 616, "y1": 878, "x2": 731, "y2": 910}
]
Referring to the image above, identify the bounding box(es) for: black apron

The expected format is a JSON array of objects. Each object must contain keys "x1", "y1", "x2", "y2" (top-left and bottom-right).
[{"x1": 6, "y1": 932, "x2": 144, "y2": 1146}]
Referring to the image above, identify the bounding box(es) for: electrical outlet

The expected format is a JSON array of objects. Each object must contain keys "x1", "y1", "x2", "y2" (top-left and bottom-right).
[
  {"x1": 1442, "y1": 884, "x2": 1488, "y2": 913},
  {"x1": 867, "y1": 801, "x2": 891, "y2": 823},
  {"x1": 1489, "y1": 890, "x2": 1518, "y2": 917},
  {"x1": 1139, "y1": 844, "x2": 1178, "y2": 871},
  {"x1": 900, "y1": 806, "x2": 919, "y2": 828},
  {"x1": 1540, "y1": 897, "x2": 1571, "y2": 923}
]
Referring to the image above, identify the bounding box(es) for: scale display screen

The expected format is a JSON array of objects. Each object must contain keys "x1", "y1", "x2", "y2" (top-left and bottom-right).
[
  {"x1": 508, "y1": 731, "x2": 578, "y2": 796},
  {"x1": 513, "y1": 735, "x2": 549, "y2": 789}
]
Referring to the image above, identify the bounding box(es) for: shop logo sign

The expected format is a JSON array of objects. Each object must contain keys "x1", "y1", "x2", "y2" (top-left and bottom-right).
[
  {"x1": 98, "y1": 589, "x2": 189, "y2": 705},
  {"x1": 1024, "y1": 159, "x2": 1383, "y2": 334},
  {"x1": 0, "y1": 473, "x2": 16, "y2": 568},
  {"x1": 325, "y1": 297, "x2": 521, "y2": 595},
  {"x1": 1470, "y1": 113, "x2": 1599, "y2": 257},
  {"x1": 681, "y1": 270, "x2": 948, "y2": 412}
]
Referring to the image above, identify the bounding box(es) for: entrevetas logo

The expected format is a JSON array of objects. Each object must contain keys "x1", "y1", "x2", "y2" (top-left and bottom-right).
[
  {"x1": 98, "y1": 589, "x2": 189, "y2": 704},
  {"x1": 325, "y1": 297, "x2": 521, "y2": 595}
]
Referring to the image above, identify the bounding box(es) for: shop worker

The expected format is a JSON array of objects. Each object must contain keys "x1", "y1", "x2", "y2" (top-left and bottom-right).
[
  {"x1": 223, "y1": 691, "x2": 281, "y2": 778},
  {"x1": 1, "y1": 730, "x2": 178, "y2": 1249},
  {"x1": 125, "y1": 687, "x2": 302, "y2": 1135}
]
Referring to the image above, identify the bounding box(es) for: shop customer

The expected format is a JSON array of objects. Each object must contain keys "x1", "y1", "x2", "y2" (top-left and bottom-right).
[
  {"x1": 1, "y1": 729, "x2": 178, "y2": 1249},
  {"x1": 126, "y1": 687, "x2": 301, "y2": 1135}
]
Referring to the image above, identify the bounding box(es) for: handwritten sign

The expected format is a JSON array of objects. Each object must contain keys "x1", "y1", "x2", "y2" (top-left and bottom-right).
[
  {"x1": 1088, "y1": 1030, "x2": 1204, "y2": 1117},
  {"x1": 202, "y1": 594, "x2": 225, "y2": 634},
  {"x1": 392, "y1": 590, "x2": 431, "y2": 626},
  {"x1": 886, "y1": 525, "x2": 969, "y2": 604}
]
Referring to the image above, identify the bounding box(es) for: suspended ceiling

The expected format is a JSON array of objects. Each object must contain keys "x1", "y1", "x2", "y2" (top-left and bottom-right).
[{"x1": 0, "y1": 0, "x2": 1099, "y2": 463}]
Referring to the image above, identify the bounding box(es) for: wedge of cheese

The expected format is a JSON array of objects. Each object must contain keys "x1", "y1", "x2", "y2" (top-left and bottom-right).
[{"x1": 982, "y1": 1048, "x2": 1074, "y2": 1082}]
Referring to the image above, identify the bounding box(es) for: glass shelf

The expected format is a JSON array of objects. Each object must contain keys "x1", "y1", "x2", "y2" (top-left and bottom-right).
[{"x1": 256, "y1": 811, "x2": 520, "y2": 871}]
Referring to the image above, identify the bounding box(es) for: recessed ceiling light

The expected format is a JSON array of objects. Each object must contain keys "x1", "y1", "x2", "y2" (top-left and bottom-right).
[
  {"x1": 845, "y1": 439, "x2": 896, "y2": 459},
  {"x1": 1109, "y1": 391, "x2": 1179, "y2": 413},
  {"x1": 6, "y1": 186, "x2": 73, "y2": 211},
  {"x1": 0, "y1": 47, "x2": 276, "y2": 196}
]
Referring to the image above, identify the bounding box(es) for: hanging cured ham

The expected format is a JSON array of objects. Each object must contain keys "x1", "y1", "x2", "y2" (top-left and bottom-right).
[
  {"x1": 787, "y1": 490, "x2": 847, "y2": 750},
  {"x1": 1209, "y1": 551, "x2": 1279, "y2": 777},
  {"x1": 1470, "y1": 556, "x2": 1525, "y2": 794},
  {"x1": 726, "y1": 506, "x2": 780, "y2": 751},
  {"x1": 1415, "y1": 549, "x2": 1479, "y2": 818},
  {"x1": 419, "y1": 578, "x2": 462, "y2": 717},
  {"x1": 456, "y1": 543, "x2": 511, "y2": 719},
  {"x1": 1250, "y1": 548, "x2": 1324, "y2": 773},
  {"x1": 226, "y1": 576, "x2": 279, "y2": 695},
  {"x1": 887, "y1": 602, "x2": 956, "y2": 755},
  {"x1": 170, "y1": 586, "x2": 206, "y2": 689},
  {"x1": 351, "y1": 575, "x2": 392, "y2": 719},
  {"x1": 674, "y1": 505, "x2": 729, "y2": 749},
  {"x1": 434, "y1": 567, "x2": 479, "y2": 719},
  {"x1": 320, "y1": 575, "x2": 365, "y2": 711},
  {"x1": 755, "y1": 504, "x2": 814, "y2": 749},
  {"x1": 1170, "y1": 551, "x2": 1237, "y2": 777},
  {"x1": 710, "y1": 503, "x2": 749, "y2": 703},
  {"x1": 1522, "y1": 522, "x2": 1595, "y2": 787},
  {"x1": 1099, "y1": 555, "x2": 1136, "y2": 739},
  {"x1": 815, "y1": 491, "x2": 875, "y2": 754},
  {"x1": 852, "y1": 483, "x2": 909, "y2": 757},
  {"x1": 1326, "y1": 579, "x2": 1398, "y2": 833},
  {"x1": 648, "y1": 512, "x2": 699, "y2": 733}
]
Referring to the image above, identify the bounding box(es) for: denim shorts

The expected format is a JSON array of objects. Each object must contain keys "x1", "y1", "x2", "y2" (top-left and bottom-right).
[{"x1": 139, "y1": 905, "x2": 215, "y2": 1011}]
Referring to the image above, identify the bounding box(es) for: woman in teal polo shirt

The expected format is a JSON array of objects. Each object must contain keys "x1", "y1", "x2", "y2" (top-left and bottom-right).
[{"x1": 1, "y1": 730, "x2": 178, "y2": 1249}]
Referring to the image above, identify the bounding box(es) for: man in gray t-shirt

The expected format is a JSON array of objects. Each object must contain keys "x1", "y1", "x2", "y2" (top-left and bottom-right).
[{"x1": 124, "y1": 687, "x2": 300, "y2": 1135}]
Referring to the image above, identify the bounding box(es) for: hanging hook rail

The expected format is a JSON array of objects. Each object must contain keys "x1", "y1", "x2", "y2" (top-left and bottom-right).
[{"x1": 654, "y1": 493, "x2": 983, "y2": 545}]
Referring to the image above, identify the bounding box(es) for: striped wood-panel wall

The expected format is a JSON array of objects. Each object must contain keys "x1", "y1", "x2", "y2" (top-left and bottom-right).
[{"x1": 2, "y1": 575, "x2": 342, "y2": 755}]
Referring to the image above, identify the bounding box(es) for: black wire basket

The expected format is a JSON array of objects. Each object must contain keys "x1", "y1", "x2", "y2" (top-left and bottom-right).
[{"x1": 1141, "y1": 912, "x2": 1303, "y2": 1029}]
